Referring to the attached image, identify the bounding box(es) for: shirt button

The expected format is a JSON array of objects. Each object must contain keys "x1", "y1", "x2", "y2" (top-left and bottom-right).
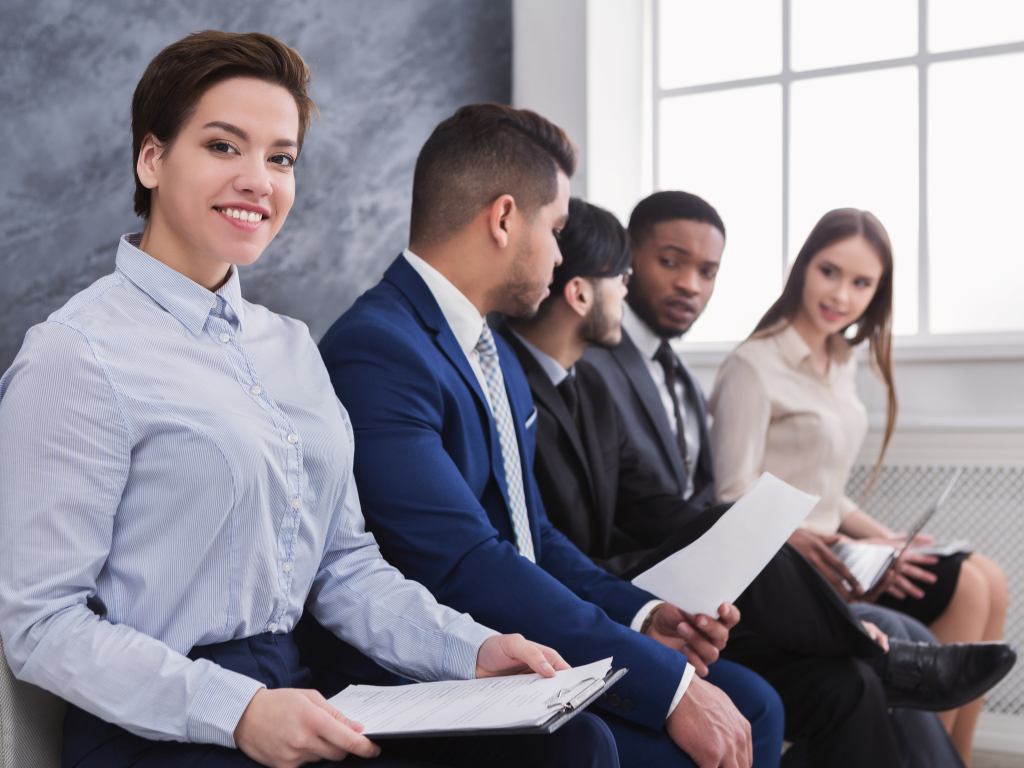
[
  {"x1": 290, "y1": 498, "x2": 301, "y2": 509},
  {"x1": 210, "y1": 297, "x2": 218, "y2": 308},
  {"x1": 267, "y1": 622, "x2": 279, "y2": 632},
  {"x1": 219, "y1": 333, "x2": 230, "y2": 343},
  {"x1": 250, "y1": 385, "x2": 262, "y2": 395},
  {"x1": 287, "y1": 433, "x2": 298, "y2": 444},
  {"x1": 282, "y1": 562, "x2": 293, "y2": 572}
]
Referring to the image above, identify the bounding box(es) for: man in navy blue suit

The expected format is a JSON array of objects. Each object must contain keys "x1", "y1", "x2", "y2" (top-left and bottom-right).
[{"x1": 319, "y1": 103, "x2": 784, "y2": 768}]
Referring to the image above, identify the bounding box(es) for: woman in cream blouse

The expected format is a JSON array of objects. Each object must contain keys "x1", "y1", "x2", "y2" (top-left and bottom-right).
[{"x1": 708, "y1": 208, "x2": 1007, "y2": 761}]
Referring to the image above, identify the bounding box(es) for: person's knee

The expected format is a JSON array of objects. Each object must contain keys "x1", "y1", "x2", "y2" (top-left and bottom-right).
[
  {"x1": 970, "y1": 554, "x2": 1009, "y2": 622},
  {"x1": 747, "y1": 672, "x2": 786, "y2": 739},
  {"x1": 954, "y1": 559, "x2": 990, "y2": 619}
]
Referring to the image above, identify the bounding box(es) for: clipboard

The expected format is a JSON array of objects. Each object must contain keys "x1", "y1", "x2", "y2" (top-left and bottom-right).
[{"x1": 375, "y1": 667, "x2": 629, "y2": 739}]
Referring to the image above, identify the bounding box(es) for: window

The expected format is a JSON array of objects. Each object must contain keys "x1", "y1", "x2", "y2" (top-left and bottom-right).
[{"x1": 654, "y1": 0, "x2": 1024, "y2": 343}]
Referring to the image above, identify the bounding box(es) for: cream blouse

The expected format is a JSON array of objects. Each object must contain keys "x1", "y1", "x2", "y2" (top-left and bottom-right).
[{"x1": 708, "y1": 324, "x2": 868, "y2": 535}]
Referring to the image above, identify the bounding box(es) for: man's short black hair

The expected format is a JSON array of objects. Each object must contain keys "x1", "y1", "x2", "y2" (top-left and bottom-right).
[
  {"x1": 409, "y1": 103, "x2": 577, "y2": 246},
  {"x1": 550, "y1": 197, "x2": 631, "y2": 297},
  {"x1": 628, "y1": 190, "x2": 725, "y2": 248}
]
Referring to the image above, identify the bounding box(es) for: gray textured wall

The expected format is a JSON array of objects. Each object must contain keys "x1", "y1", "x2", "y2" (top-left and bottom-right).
[{"x1": 0, "y1": 0, "x2": 511, "y2": 372}]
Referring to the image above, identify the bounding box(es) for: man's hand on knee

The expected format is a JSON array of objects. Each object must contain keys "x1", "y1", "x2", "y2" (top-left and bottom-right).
[
  {"x1": 665, "y1": 675, "x2": 752, "y2": 768},
  {"x1": 234, "y1": 687, "x2": 381, "y2": 768}
]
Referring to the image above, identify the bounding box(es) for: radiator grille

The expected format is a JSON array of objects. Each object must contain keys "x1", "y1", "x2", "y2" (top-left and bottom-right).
[{"x1": 847, "y1": 465, "x2": 1024, "y2": 716}]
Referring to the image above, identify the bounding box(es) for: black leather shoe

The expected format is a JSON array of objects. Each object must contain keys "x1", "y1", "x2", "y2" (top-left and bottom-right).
[{"x1": 882, "y1": 639, "x2": 1017, "y2": 711}]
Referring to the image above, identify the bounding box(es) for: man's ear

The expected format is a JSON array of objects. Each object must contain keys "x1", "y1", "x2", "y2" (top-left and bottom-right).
[
  {"x1": 562, "y1": 277, "x2": 592, "y2": 319},
  {"x1": 487, "y1": 194, "x2": 516, "y2": 249},
  {"x1": 136, "y1": 133, "x2": 163, "y2": 191}
]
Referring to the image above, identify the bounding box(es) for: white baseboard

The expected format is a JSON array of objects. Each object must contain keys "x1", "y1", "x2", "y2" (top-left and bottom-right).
[{"x1": 975, "y1": 712, "x2": 1024, "y2": 755}]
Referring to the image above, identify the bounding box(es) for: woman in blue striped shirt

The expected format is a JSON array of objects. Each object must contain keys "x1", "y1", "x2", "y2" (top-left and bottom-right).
[{"x1": 0, "y1": 31, "x2": 616, "y2": 768}]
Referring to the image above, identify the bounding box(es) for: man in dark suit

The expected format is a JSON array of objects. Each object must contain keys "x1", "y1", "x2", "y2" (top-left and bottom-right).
[{"x1": 319, "y1": 104, "x2": 785, "y2": 768}]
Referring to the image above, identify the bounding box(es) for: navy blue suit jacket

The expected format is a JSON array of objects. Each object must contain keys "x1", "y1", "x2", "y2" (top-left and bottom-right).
[{"x1": 319, "y1": 255, "x2": 689, "y2": 730}]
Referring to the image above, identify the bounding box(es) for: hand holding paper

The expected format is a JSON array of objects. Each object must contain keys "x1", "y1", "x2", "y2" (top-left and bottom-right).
[{"x1": 632, "y1": 473, "x2": 819, "y2": 617}]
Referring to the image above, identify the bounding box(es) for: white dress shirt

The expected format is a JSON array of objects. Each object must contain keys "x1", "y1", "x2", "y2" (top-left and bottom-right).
[
  {"x1": 621, "y1": 304, "x2": 702, "y2": 499},
  {"x1": 0, "y1": 236, "x2": 496, "y2": 748},
  {"x1": 506, "y1": 328, "x2": 572, "y2": 386},
  {"x1": 505, "y1": 327, "x2": 695, "y2": 715}
]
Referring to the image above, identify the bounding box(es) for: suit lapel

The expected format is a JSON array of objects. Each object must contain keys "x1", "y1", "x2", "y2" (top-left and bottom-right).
[
  {"x1": 611, "y1": 331, "x2": 689, "y2": 492},
  {"x1": 505, "y1": 332, "x2": 597, "y2": 502},
  {"x1": 576, "y1": 379, "x2": 615, "y2": 551},
  {"x1": 384, "y1": 256, "x2": 511, "y2": 507}
]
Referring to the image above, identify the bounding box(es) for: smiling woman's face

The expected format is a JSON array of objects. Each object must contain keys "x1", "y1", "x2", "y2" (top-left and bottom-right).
[
  {"x1": 137, "y1": 77, "x2": 300, "y2": 286},
  {"x1": 798, "y1": 235, "x2": 885, "y2": 338}
]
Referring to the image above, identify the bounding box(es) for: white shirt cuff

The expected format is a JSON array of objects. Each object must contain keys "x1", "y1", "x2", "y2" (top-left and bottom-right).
[
  {"x1": 667, "y1": 663, "x2": 697, "y2": 719},
  {"x1": 628, "y1": 601, "x2": 694, "y2": 719},
  {"x1": 629, "y1": 600, "x2": 665, "y2": 632}
]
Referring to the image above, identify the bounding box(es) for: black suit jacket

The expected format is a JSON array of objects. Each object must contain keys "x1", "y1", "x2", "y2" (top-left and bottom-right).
[
  {"x1": 502, "y1": 328, "x2": 715, "y2": 577},
  {"x1": 583, "y1": 330, "x2": 716, "y2": 510}
]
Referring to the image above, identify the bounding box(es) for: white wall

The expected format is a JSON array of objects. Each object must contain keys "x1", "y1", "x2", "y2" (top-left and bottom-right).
[{"x1": 512, "y1": 0, "x2": 588, "y2": 198}]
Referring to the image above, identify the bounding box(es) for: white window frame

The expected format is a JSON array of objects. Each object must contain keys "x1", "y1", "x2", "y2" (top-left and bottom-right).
[{"x1": 652, "y1": 0, "x2": 1024, "y2": 357}]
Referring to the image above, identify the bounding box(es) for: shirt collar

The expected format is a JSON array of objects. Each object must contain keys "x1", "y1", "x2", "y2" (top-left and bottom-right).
[
  {"x1": 403, "y1": 248, "x2": 485, "y2": 356},
  {"x1": 507, "y1": 328, "x2": 572, "y2": 386},
  {"x1": 621, "y1": 302, "x2": 664, "y2": 361},
  {"x1": 775, "y1": 323, "x2": 815, "y2": 370},
  {"x1": 774, "y1": 322, "x2": 855, "y2": 374},
  {"x1": 115, "y1": 234, "x2": 245, "y2": 336}
]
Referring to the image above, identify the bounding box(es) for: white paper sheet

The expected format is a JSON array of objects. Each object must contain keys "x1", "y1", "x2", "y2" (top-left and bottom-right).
[
  {"x1": 631, "y1": 472, "x2": 818, "y2": 617},
  {"x1": 327, "y1": 658, "x2": 613, "y2": 736}
]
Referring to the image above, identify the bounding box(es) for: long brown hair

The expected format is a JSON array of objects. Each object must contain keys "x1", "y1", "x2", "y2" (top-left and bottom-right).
[{"x1": 753, "y1": 208, "x2": 897, "y2": 482}]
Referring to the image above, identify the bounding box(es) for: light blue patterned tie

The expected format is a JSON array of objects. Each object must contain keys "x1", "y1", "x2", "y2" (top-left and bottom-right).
[{"x1": 475, "y1": 325, "x2": 536, "y2": 562}]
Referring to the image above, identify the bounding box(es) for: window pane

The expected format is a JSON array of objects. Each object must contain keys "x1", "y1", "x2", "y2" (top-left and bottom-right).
[
  {"x1": 930, "y1": 0, "x2": 1024, "y2": 53},
  {"x1": 929, "y1": 53, "x2": 1024, "y2": 334},
  {"x1": 659, "y1": 86, "x2": 783, "y2": 343},
  {"x1": 791, "y1": 0, "x2": 917, "y2": 71},
  {"x1": 790, "y1": 68, "x2": 919, "y2": 335},
  {"x1": 658, "y1": 0, "x2": 781, "y2": 90}
]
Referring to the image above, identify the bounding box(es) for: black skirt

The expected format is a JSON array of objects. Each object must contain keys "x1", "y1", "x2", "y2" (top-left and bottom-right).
[{"x1": 874, "y1": 551, "x2": 971, "y2": 626}]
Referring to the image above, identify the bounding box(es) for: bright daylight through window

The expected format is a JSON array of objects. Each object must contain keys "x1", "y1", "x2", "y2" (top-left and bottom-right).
[{"x1": 655, "y1": 0, "x2": 1024, "y2": 344}]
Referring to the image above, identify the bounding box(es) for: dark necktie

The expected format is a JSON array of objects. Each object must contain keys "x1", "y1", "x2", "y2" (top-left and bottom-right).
[
  {"x1": 557, "y1": 372, "x2": 582, "y2": 433},
  {"x1": 654, "y1": 341, "x2": 691, "y2": 472}
]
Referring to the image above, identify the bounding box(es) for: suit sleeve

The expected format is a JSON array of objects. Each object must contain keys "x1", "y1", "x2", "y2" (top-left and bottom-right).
[
  {"x1": 321, "y1": 318, "x2": 688, "y2": 731},
  {"x1": 708, "y1": 353, "x2": 772, "y2": 504}
]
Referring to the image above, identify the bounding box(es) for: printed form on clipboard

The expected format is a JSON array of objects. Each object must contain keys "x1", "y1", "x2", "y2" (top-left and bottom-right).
[{"x1": 327, "y1": 658, "x2": 626, "y2": 738}]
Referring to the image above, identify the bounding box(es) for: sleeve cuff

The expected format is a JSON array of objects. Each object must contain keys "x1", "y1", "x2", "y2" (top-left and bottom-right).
[
  {"x1": 186, "y1": 663, "x2": 266, "y2": 748},
  {"x1": 442, "y1": 617, "x2": 500, "y2": 681},
  {"x1": 666, "y1": 663, "x2": 697, "y2": 719},
  {"x1": 629, "y1": 600, "x2": 665, "y2": 633}
]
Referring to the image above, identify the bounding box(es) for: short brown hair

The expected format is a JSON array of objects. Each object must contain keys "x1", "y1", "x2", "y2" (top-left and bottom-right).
[
  {"x1": 131, "y1": 30, "x2": 317, "y2": 218},
  {"x1": 409, "y1": 103, "x2": 577, "y2": 246}
]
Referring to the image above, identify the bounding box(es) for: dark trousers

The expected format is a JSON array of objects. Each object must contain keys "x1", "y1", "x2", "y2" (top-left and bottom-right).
[
  {"x1": 624, "y1": 514, "x2": 903, "y2": 768},
  {"x1": 853, "y1": 604, "x2": 966, "y2": 768},
  {"x1": 61, "y1": 632, "x2": 618, "y2": 768}
]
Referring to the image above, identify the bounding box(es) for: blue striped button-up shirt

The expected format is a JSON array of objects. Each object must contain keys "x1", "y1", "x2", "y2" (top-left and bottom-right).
[{"x1": 0, "y1": 235, "x2": 496, "y2": 748}]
